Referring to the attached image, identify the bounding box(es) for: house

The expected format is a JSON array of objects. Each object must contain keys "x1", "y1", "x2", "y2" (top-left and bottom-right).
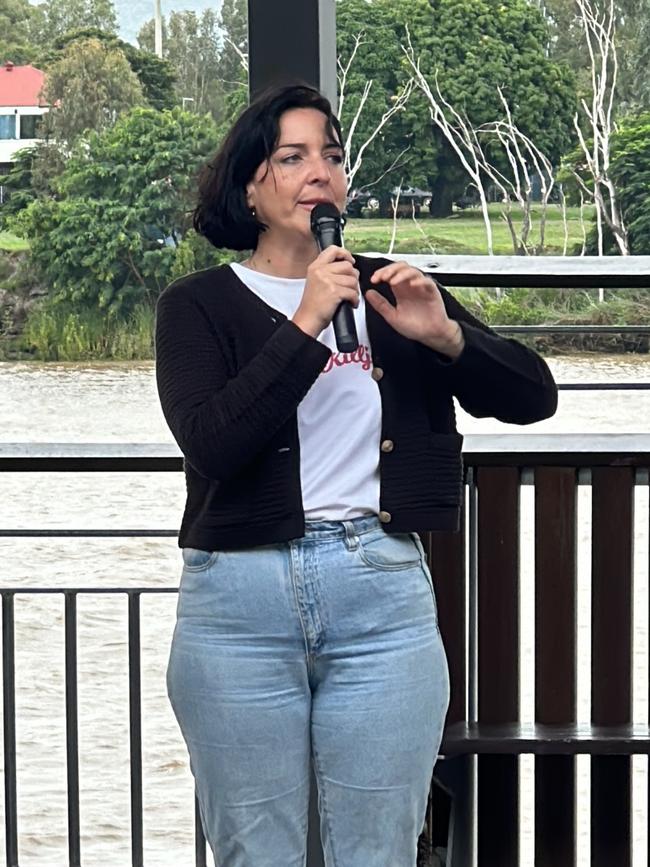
[{"x1": 0, "y1": 61, "x2": 49, "y2": 174}]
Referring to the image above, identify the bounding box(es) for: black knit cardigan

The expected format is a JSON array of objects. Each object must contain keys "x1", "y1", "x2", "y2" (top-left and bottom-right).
[{"x1": 155, "y1": 255, "x2": 557, "y2": 549}]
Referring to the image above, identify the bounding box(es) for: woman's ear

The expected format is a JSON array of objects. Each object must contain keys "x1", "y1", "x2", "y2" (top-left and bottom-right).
[{"x1": 245, "y1": 182, "x2": 255, "y2": 211}]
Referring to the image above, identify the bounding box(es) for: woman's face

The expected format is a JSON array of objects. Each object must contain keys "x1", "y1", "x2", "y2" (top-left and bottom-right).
[{"x1": 246, "y1": 107, "x2": 347, "y2": 246}]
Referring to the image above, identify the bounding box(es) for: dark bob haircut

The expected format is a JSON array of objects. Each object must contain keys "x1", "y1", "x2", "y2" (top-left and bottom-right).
[{"x1": 193, "y1": 83, "x2": 344, "y2": 251}]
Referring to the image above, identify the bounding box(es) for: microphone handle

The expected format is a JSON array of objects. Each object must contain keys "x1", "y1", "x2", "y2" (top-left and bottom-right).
[
  {"x1": 315, "y1": 224, "x2": 359, "y2": 353},
  {"x1": 332, "y1": 302, "x2": 359, "y2": 353}
]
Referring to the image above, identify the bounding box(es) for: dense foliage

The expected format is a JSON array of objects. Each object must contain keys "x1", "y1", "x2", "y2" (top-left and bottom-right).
[
  {"x1": 12, "y1": 108, "x2": 221, "y2": 315},
  {"x1": 538, "y1": 0, "x2": 650, "y2": 113},
  {"x1": 0, "y1": 0, "x2": 42, "y2": 63},
  {"x1": 41, "y1": 37, "x2": 145, "y2": 146},
  {"x1": 136, "y1": 0, "x2": 247, "y2": 123},
  {"x1": 336, "y1": 0, "x2": 576, "y2": 214},
  {"x1": 604, "y1": 113, "x2": 650, "y2": 254},
  {"x1": 43, "y1": 27, "x2": 178, "y2": 110}
]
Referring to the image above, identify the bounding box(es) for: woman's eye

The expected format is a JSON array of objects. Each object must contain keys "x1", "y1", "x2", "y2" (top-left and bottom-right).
[
  {"x1": 327, "y1": 153, "x2": 344, "y2": 164},
  {"x1": 281, "y1": 154, "x2": 301, "y2": 164}
]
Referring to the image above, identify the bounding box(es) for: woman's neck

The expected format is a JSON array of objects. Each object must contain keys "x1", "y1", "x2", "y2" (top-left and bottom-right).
[{"x1": 247, "y1": 235, "x2": 319, "y2": 279}]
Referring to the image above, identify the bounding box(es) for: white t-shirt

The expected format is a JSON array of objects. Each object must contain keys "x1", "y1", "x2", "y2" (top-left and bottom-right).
[{"x1": 230, "y1": 262, "x2": 382, "y2": 521}]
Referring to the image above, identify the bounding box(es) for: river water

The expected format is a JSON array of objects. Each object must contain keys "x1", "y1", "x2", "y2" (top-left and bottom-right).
[{"x1": 0, "y1": 355, "x2": 648, "y2": 866}]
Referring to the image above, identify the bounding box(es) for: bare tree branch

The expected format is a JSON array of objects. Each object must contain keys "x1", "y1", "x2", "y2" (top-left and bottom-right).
[
  {"x1": 338, "y1": 32, "x2": 367, "y2": 121},
  {"x1": 337, "y1": 32, "x2": 414, "y2": 192},
  {"x1": 573, "y1": 0, "x2": 628, "y2": 255},
  {"x1": 360, "y1": 145, "x2": 412, "y2": 190},
  {"x1": 388, "y1": 180, "x2": 403, "y2": 255},
  {"x1": 222, "y1": 35, "x2": 248, "y2": 72},
  {"x1": 344, "y1": 79, "x2": 414, "y2": 190},
  {"x1": 403, "y1": 29, "x2": 495, "y2": 254}
]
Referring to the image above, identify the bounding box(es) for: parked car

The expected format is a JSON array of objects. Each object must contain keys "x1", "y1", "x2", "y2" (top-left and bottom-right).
[
  {"x1": 345, "y1": 185, "x2": 432, "y2": 218},
  {"x1": 345, "y1": 188, "x2": 378, "y2": 217},
  {"x1": 453, "y1": 185, "x2": 481, "y2": 210}
]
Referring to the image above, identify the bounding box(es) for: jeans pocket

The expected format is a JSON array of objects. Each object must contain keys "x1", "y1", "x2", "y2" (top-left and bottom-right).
[
  {"x1": 410, "y1": 533, "x2": 440, "y2": 624},
  {"x1": 357, "y1": 531, "x2": 422, "y2": 571},
  {"x1": 181, "y1": 547, "x2": 219, "y2": 572}
]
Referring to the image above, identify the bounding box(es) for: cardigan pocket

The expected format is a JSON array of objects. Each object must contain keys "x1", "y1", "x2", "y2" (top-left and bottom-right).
[{"x1": 428, "y1": 432, "x2": 464, "y2": 506}]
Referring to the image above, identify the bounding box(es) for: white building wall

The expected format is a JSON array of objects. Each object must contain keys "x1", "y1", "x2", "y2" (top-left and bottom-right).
[{"x1": 0, "y1": 105, "x2": 49, "y2": 164}]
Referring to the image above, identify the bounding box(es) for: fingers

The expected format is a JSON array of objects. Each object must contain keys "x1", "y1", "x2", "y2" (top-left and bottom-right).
[
  {"x1": 370, "y1": 260, "x2": 409, "y2": 283},
  {"x1": 370, "y1": 260, "x2": 433, "y2": 290},
  {"x1": 365, "y1": 288, "x2": 396, "y2": 321},
  {"x1": 317, "y1": 245, "x2": 355, "y2": 266},
  {"x1": 327, "y1": 260, "x2": 360, "y2": 278}
]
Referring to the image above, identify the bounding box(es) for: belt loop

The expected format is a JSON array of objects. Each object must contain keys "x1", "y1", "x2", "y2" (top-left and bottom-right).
[{"x1": 342, "y1": 520, "x2": 359, "y2": 550}]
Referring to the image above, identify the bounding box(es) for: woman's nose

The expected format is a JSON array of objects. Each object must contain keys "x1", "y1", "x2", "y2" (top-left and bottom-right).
[{"x1": 307, "y1": 157, "x2": 332, "y2": 183}]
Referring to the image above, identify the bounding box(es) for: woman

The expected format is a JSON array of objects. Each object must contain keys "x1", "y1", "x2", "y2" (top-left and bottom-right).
[{"x1": 155, "y1": 83, "x2": 557, "y2": 866}]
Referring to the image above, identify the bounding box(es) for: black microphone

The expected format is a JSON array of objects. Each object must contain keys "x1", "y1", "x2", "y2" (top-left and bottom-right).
[{"x1": 310, "y1": 202, "x2": 359, "y2": 353}]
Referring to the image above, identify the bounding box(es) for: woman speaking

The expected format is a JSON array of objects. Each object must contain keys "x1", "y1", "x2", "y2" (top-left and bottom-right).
[{"x1": 155, "y1": 83, "x2": 557, "y2": 866}]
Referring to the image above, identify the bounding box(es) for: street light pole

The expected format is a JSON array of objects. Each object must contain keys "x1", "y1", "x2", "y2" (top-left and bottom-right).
[{"x1": 154, "y1": 0, "x2": 163, "y2": 58}]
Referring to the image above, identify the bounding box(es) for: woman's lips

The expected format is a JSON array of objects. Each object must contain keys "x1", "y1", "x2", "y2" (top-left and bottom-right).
[{"x1": 297, "y1": 200, "x2": 333, "y2": 210}]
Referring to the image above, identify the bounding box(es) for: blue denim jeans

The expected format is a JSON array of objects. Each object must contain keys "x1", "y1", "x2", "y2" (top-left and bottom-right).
[{"x1": 167, "y1": 515, "x2": 450, "y2": 866}]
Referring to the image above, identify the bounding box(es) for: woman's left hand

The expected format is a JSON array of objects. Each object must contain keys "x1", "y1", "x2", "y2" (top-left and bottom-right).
[{"x1": 365, "y1": 261, "x2": 465, "y2": 358}]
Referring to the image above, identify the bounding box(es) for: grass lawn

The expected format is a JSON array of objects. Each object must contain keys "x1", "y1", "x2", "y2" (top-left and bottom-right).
[
  {"x1": 1, "y1": 205, "x2": 593, "y2": 256},
  {"x1": 344, "y1": 204, "x2": 596, "y2": 255},
  {"x1": 0, "y1": 231, "x2": 29, "y2": 252}
]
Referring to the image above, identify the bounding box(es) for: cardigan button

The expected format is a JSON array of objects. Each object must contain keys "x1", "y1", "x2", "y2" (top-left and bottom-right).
[
  {"x1": 380, "y1": 439, "x2": 394, "y2": 453},
  {"x1": 378, "y1": 510, "x2": 392, "y2": 523},
  {"x1": 371, "y1": 367, "x2": 384, "y2": 382}
]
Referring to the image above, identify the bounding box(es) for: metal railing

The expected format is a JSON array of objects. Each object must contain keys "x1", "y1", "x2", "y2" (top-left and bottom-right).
[{"x1": 2, "y1": 435, "x2": 650, "y2": 866}]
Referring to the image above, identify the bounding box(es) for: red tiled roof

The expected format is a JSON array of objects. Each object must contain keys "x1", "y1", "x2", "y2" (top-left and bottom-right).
[{"x1": 0, "y1": 62, "x2": 47, "y2": 107}]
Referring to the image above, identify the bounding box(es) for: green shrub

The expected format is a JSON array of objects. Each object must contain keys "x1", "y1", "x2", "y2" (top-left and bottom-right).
[{"x1": 20, "y1": 303, "x2": 155, "y2": 360}]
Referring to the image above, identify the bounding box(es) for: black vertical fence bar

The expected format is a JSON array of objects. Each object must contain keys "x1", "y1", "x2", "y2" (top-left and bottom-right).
[
  {"x1": 476, "y1": 467, "x2": 520, "y2": 867},
  {"x1": 128, "y1": 592, "x2": 144, "y2": 867},
  {"x1": 2, "y1": 592, "x2": 19, "y2": 867},
  {"x1": 64, "y1": 592, "x2": 81, "y2": 867},
  {"x1": 534, "y1": 468, "x2": 577, "y2": 867},
  {"x1": 194, "y1": 797, "x2": 207, "y2": 867},
  {"x1": 420, "y1": 510, "x2": 466, "y2": 863},
  {"x1": 428, "y1": 499, "x2": 467, "y2": 727},
  {"x1": 591, "y1": 467, "x2": 633, "y2": 867},
  {"x1": 431, "y1": 498, "x2": 470, "y2": 862}
]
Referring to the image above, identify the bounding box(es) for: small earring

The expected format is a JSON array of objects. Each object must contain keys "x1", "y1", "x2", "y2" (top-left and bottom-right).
[{"x1": 250, "y1": 206, "x2": 256, "y2": 217}]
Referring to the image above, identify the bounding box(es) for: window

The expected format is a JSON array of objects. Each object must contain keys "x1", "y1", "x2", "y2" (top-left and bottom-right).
[
  {"x1": 19, "y1": 114, "x2": 42, "y2": 139},
  {"x1": 0, "y1": 115, "x2": 16, "y2": 139}
]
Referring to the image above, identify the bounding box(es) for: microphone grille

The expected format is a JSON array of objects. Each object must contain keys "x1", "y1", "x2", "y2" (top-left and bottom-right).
[{"x1": 310, "y1": 202, "x2": 341, "y2": 228}]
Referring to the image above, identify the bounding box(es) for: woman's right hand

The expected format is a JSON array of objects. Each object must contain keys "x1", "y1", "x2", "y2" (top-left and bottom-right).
[{"x1": 292, "y1": 246, "x2": 360, "y2": 338}]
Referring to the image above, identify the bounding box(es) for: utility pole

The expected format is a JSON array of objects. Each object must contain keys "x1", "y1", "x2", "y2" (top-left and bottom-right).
[{"x1": 154, "y1": 0, "x2": 163, "y2": 58}]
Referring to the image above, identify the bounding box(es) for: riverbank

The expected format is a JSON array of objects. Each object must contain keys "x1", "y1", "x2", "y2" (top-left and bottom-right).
[
  {"x1": 2, "y1": 291, "x2": 646, "y2": 360},
  {"x1": 2, "y1": 206, "x2": 648, "y2": 359}
]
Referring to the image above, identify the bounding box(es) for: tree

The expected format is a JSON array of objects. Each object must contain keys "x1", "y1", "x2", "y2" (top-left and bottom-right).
[
  {"x1": 30, "y1": 0, "x2": 117, "y2": 43},
  {"x1": 46, "y1": 27, "x2": 176, "y2": 110},
  {"x1": 0, "y1": 148, "x2": 40, "y2": 227},
  {"x1": 336, "y1": 0, "x2": 576, "y2": 216},
  {"x1": 607, "y1": 112, "x2": 650, "y2": 253},
  {"x1": 41, "y1": 37, "x2": 145, "y2": 146},
  {"x1": 138, "y1": 1, "x2": 248, "y2": 122},
  {"x1": 13, "y1": 107, "x2": 220, "y2": 315},
  {"x1": 538, "y1": 0, "x2": 650, "y2": 113},
  {"x1": 337, "y1": 1, "x2": 422, "y2": 203},
  {"x1": 0, "y1": 0, "x2": 42, "y2": 64},
  {"x1": 218, "y1": 0, "x2": 248, "y2": 93},
  {"x1": 571, "y1": 0, "x2": 628, "y2": 255},
  {"x1": 138, "y1": 10, "x2": 223, "y2": 118}
]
